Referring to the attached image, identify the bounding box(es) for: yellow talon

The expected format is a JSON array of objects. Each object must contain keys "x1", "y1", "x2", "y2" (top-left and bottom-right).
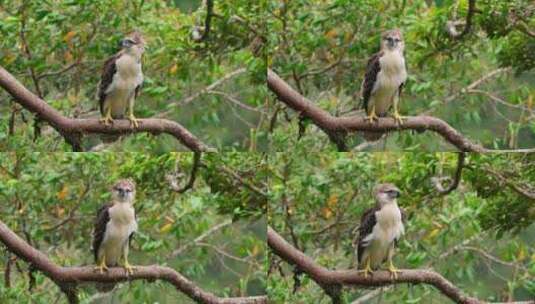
[
  {"x1": 387, "y1": 261, "x2": 401, "y2": 279},
  {"x1": 358, "y1": 257, "x2": 374, "y2": 278},
  {"x1": 121, "y1": 260, "x2": 136, "y2": 275},
  {"x1": 365, "y1": 106, "x2": 379, "y2": 123},
  {"x1": 94, "y1": 258, "x2": 109, "y2": 274},
  {"x1": 393, "y1": 111, "x2": 405, "y2": 125},
  {"x1": 128, "y1": 114, "x2": 139, "y2": 128},
  {"x1": 100, "y1": 107, "x2": 114, "y2": 126},
  {"x1": 99, "y1": 114, "x2": 114, "y2": 126}
]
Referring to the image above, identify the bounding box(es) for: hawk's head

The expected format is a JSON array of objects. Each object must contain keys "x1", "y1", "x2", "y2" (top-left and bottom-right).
[
  {"x1": 111, "y1": 179, "x2": 136, "y2": 203},
  {"x1": 374, "y1": 183, "x2": 401, "y2": 206},
  {"x1": 120, "y1": 31, "x2": 145, "y2": 55},
  {"x1": 381, "y1": 29, "x2": 404, "y2": 52}
]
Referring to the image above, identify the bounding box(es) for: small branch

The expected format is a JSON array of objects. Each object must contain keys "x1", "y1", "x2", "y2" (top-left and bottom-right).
[
  {"x1": 168, "y1": 152, "x2": 202, "y2": 194},
  {"x1": 268, "y1": 226, "x2": 515, "y2": 304},
  {"x1": 171, "y1": 219, "x2": 233, "y2": 259},
  {"x1": 37, "y1": 62, "x2": 82, "y2": 80},
  {"x1": 0, "y1": 66, "x2": 212, "y2": 152},
  {"x1": 44, "y1": 182, "x2": 92, "y2": 231},
  {"x1": 267, "y1": 69, "x2": 486, "y2": 152},
  {"x1": 160, "y1": 68, "x2": 247, "y2": 117},
  {"x1": 482, "y1": 167, "x2": 535, "y2": 200},
  {"x1": 220, "y1": 166, "x2": 268, "y2": 197},
  {"x1": 459, "y1": 246, "x2": 529, "y2": 272},
  {"x1": 434, "y1": 152, "x2": 466, "y2": 195},
  {"x1": 447, "y1": 0, "x2": 477, "y2": 39},
  {"x1": 0, "y1": 220, "x2": 266, "y2": 304},
  {"x1": 199, "y1": 0, "x2": 214, "y2": 41}
]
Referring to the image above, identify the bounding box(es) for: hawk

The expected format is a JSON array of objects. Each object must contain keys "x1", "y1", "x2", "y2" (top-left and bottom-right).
[
  {"x1": 361, "y1": 29, "x2": 407, "y2": 141},
  {"x1": 98, "y1": 31, "x2": 145, "y2": 128},
  {"x1": 355, "y1": 183, "x2": 405, "y2": 278},
  {"x1": 92, "y1": 179, "x2": 138, "y2": 279}
]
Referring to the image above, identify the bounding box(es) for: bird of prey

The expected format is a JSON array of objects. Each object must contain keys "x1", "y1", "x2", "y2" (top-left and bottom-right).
[
  {"x1": 92, "y1": 179, "x2": 138, "y2": 276},
  {"x1": 360, "y1": 29, "x2": 407, "y2": 141},
  {"x1": 98, "y1": 31, "x2": 145, "y2": 127},
  {"x1": 355, "y1": 183, "x2": 405, "y2": 278}
]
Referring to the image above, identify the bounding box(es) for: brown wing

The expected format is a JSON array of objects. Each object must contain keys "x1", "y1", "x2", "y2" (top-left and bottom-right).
[
  {"x1": 360, "y1": 51, "x2": 383, "y2": 113},
  {"x1": 134, "y1": 84, "x2": 142, "y2": 99},
  {"x1": 356, "y1": 206, "x2": 380, "y2": 265},
  {"x1": 92, "y1": 203, "x2": 112, "y2": 261},
  {"x1": 98, "y1": 54, "x2": 120, "y2": 115}
]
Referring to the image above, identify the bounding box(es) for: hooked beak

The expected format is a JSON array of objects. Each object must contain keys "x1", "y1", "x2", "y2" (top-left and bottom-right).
[{"x1": 387, "y1": 38, "x2": 395, "y2": 48}]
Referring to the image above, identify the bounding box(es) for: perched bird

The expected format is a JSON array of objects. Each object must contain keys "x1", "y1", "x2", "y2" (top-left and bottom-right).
[
  {"x1": 355, "y1": 183, "x2": 405, "y2": 278},
  {"x1": 92, "y1": 179, "x2": 138, "y2": 279},
  {"x1": 360, "y1": 29, "x2": 407, "y2": 141},
  {"x1": 98, "y1": 31, "x2": 145, "y2": 128}
]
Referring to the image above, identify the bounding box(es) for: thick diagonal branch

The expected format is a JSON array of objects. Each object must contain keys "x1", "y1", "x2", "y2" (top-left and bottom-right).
[
  {"x1": 0, "y1": 220, "x2": 266, "y2": 304},
  {"x1": 0, "y1": 66, "x2": 212, "y2": 152},
  {"x1": 269, "y1": 226, "x2": 492, "y2": 304},
  {"x1": 267, "y1": 69, "x2": 486, "y2": 152}
]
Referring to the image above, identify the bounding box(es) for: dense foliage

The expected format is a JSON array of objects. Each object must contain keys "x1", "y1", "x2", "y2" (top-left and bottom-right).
[
  {"x1": 0, "y1": 152, "x2": 266, "y2": 303},
  {"x1": 267, "y1": 152, "x2": 535, "y2": 303},
  {"x1": 267, "y1": 0, "x2": 535, "y2": 151},
  {"x1": 0, "y1": 0, "x2": 267, "y2": 151}
]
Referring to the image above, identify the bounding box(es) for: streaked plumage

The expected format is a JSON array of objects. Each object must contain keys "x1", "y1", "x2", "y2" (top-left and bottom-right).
[
  {"x1": 355, "y1": 183, "x2": 405, "y2": 278},
  {"x1": 98, "y1": 31, "x2": 145, "y2": 128},
  {"x1": 361, "y1": 29, "x2": 407, "y2": 141}
]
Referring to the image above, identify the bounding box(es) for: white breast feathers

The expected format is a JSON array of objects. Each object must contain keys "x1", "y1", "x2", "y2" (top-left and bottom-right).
[
  {"x1": 374, "y1": 203, "x2": 404, "y2": 242},
  {"x1": 370, "y1": 50, "x2": 407, "y2": 115},
  {"x1": 100, "y1": 204, "x2": 137, "y2": 265}
]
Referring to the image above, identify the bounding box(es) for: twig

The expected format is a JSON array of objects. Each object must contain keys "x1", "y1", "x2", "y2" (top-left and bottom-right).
[
  {"x1": 169, "y1": 152, "x2": 202, "y2": 194},
  {"x1": 171, "y1": 220, "x2": 233, "y2": 259},
  {"x1": 159, "y1": 68, "x2": 247, "y2": 117},
  {"x1": 435, "y1": 152, "x2": 466, "y2": 195}
]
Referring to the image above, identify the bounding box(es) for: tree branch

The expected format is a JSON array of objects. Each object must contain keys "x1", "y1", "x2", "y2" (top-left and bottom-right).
[
  {"x1": 170, "y1": 219, "x2": 233, "y2": 259},
  {"x1": 199, "y1": 0, "x2": 214, "y2": 41},
  {"x1": 435, "y1": 152, "x2": 466, "y2": 195},
  {"x1": 446, "y1": 0, "x2": 477, "y2": 39},
  {"x1": 267, "y1": 69, "x2": 486, "y2": 152},
  {"x1": 0, "y1": 66, "x2": 212, "y2": 152},
  {"x1": 267, "y1": 226, "x2": 531, "y2": 304},
  {"x1": 0, "y1": 220, "x2": 266, "y2": 304},
  {"x1": 168, "y1": 152, "x2": 202, "y2": 193}
]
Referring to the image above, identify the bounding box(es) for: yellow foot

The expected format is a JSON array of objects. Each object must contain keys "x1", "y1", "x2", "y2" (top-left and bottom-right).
[
  {"x1": 393, "y1": 112, "x2": 405, "y2": 125},
  {"x1": 99, "y1": 115, "x2": 114, "y2": 126},
  {"x1": 94, "y1": 264, "x2": 109, "y2": 274},
  {"x1": 121, "y1": 261, "x2": 137, "y2": 275},
  {"x1": 357, "y1": 267, "x2": 374, "y2": 278},
  {"x1": 365, "y1": 112, "x2": 379, "y2": 123},
  {"x1": 128, "y1": 115, "x2": 139, "y2": 128},
  {"x1": 387, "y1": 264, "x2": 401, "y2": 279}
]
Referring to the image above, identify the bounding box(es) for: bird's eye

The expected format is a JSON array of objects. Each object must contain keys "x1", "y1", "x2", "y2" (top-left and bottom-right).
[
  {"x1": 394, "y1": 38, "x2": 401, "y2": 42},
  {"x1": 125, "y1": 189, "x2": 132, "y2": 193}
]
